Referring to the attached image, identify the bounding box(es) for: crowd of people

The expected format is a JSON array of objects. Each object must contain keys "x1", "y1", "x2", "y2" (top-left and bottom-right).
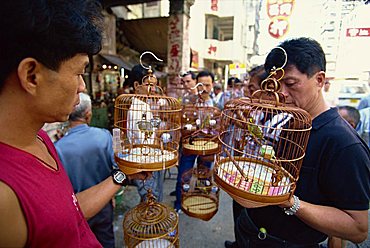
[{"x1": 0, "y1": 1, "x2": 369, "y2": 248}]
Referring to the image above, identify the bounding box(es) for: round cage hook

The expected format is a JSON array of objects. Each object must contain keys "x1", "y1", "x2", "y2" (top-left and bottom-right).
[
  {"x1": 250, "y1": 46, "x2": 288, "y2": 105},
  {"x1": 269, "y1": 46, "x2": 288, "y2": 72},
  {"x1": 140, "y1": 51, "x2": 163, "y2": 70},
  {"x1": 190, "y1": 82, "x2": 203, "y2": 90},
  {"x1": 190, "y1": 82, "x2": 208, "y2": 101}
]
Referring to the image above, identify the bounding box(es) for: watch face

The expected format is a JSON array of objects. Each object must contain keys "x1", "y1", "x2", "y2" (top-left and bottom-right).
[{"x1": 114, "y1": 171, "x2": 126, "y2": 183}]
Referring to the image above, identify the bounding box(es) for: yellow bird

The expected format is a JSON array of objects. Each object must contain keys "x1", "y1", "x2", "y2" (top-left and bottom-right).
[{"x1": 247, "y1": 117, "x2": 263, "y2": 146}]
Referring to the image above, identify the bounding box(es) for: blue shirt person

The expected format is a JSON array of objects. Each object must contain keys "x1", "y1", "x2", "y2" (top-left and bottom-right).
[{"x1": 55, "y1": 93, "x2": 117, "y2": 248}]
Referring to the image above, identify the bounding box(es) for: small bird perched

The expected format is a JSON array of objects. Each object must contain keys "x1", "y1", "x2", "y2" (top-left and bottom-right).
[{"x1": 246, "y1": 117, "x2": 263, "y2": 146}]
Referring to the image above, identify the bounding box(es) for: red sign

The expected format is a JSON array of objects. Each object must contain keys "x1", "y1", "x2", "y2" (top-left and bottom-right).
[
  {"x1": 208, "y1": 45, "x2": 217, "y2": 55},
  {"x1": 346, "y1": 28, "x2": 370, "y2": 37},
  {"x1": 267, "y1": 0, "x2": 294, "y2": 18},
  {"x1": 170, "y1": 44, "x2": 180, "y2": 57},
  {"x1": 268, "y1": 17, "x2": 289, "y2": 39},
  {"x1": 267, "y1": 0, "x2": 295, "y2": 39},
  {"x1": 211, "y1": 0, "x2": 218, "y2": 11}
]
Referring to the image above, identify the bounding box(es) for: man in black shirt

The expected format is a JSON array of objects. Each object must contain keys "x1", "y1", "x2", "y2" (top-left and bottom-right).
[{"x1": 234, "y1": 37, "x2": 370, "y2": 248}]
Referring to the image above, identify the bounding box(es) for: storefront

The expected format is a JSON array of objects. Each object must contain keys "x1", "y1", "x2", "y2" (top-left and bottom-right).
[{"x1": 89, "y1": 53, "x2": 134, "y2": 130}]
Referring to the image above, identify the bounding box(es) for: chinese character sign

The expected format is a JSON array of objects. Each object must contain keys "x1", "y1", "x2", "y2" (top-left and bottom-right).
[
  {"x1": 208, "y1": 45, "x2": 217, "y2": 55},
  {"x1": 346, "y1": 28, "x2": 370, "y2": 37},
  {"x1": 211, "y1": 0, "x2": 218, "y2": 11},
  {"x1": 168, "y1": 15, "x2": 182, "y2": 74},
  {"x1": 267, "y1": 0, "x2": 295, "y2": 39}
]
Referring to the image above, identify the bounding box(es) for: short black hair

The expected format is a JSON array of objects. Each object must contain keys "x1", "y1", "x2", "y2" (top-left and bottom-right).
[
  {"x1": 338, "y1": 106, "x2": 360, "y2": 127},
  {"x1": 196, "y1": 70, "x2": 214, "y2": 82},
  {"x1": 0, "y1": 0, "x2": 103, "y2": 88},
  {"x1": 265, "y1": 37, "x2": 326, "y2": 78},
  {"x1": 214, "y1": 83, "x2": 222, "y2": 90},
  {"x1": 248, "y1": 65, "x2": 269, "y2": 84},
  {"x1": 182, "y1": 71, "x2": 196, "y2": 80},
  {"x1": 127, "y1": 64, "x2": 149, "y2": 87},
  {"x1": 227, "y1": 77, "x2": 241, "y2": 87}
]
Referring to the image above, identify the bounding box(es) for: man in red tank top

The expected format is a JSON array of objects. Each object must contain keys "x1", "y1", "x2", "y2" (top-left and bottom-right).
[{"x1": 0, "y1": 1, "x2": 149, "y2": 247}]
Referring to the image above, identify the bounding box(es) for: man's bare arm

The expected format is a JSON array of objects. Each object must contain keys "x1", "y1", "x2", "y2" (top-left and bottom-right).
[
  {"x1": 76, "y1": 172, "x2": 150, "y2": 220},
  {"x1": 284, "y1": 198, "x2": 368, "y2": 243},
  {"x1": 0, "y1": 181, "x2": 27, "y2": 247}
]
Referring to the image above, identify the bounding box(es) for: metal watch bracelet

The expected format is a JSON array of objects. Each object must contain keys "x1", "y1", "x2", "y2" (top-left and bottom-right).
[{"x1": 284, "y1": 195, "x2": 300, "y2": 215}]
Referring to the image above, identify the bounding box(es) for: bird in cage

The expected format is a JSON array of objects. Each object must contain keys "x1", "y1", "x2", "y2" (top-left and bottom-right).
[
  {"x1": 114, "y1": 52, "x2": 181, "y2": 179},
  {"x1": 246, "y1": 117, "x2": 264, "y2": 145},
  {"x1": 214, "y1": 63, "x2": 312, "y2": 208},
  {"x1": 127, "y1": 98, "x2": 155, "y2": 146},
  {"x1": 182, "y1": 107, "x2": 220, "y2": 152}
]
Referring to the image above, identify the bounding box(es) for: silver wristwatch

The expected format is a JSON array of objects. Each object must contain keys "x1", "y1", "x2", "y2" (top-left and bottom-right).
[
  {"x1": 111, "y1": 169, "x2": 128, "y2": 186},
  {"x1": 284, "y1": 195, "x2": 300, "y2": 215}
]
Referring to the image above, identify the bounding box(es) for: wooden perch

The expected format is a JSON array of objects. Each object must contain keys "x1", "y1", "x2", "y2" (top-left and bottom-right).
[{"x1": 224, "y1": 148, "x2": 249, "y2": 182}]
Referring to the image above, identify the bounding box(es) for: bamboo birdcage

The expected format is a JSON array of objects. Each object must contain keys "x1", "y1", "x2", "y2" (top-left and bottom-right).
[
  {"x1": 214, "y1": 51, "x2": 312, "y2": 208},
  {"x1": 113, "y1": 54, "x2": 182, "y2": 175},
  {"x1": 180, "y1": 165, "x2": 219, "y2": 221},
  {"x1": 123, "y1": 190, "x2": 179, "y2": 248},
  {"x1": 180, "y1": 86, "x2": 222, "y2": 156}
]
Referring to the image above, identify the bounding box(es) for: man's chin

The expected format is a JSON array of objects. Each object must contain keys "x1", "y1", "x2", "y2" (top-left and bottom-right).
[{"x1": 56, "y1": 114, "x2": 70, "y2": 123}]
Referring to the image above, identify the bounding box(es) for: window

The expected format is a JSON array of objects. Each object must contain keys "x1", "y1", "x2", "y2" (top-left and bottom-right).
[{"x1": 205, "y1": 14, "x2": 234, "y2": 41}]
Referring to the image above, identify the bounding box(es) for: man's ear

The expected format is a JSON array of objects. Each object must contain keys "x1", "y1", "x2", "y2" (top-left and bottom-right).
[
  {"x1": 348, "y1": 120, "x2": 357, "y2": 129},
  {"x1": 17, "y1": 58, "x2": 40, "y2": 95},
  {"x1": 316, "y1": 71, "x2": 326, "y2": 88},
  {"x1": 85, "y1": 109, "x2": 93, "y2": 124}
]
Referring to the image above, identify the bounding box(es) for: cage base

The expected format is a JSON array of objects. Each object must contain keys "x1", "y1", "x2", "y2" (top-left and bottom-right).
[
  {"x1": 115, "y1": 144, "x2": 178, "y2": 174},
  {"x1": 181, "y1": 194, "x2": 218, "y2": 221},
  {"x1": 214, "y1": 157, "x2": 294, "y2": 208},
  {"x1": 182, "y1": 139, "x2": 221, "y2": 156},
  {"x1": 132, "y1": 238, "x2": 177, "y2": 248}
]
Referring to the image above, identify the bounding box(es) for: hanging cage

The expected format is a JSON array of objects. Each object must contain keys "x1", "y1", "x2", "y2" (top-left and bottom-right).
[
  {"x1": 214, "y1": 50, "x2": 312, "y2": 208},
  {"x1": 180, "y1": 165, "x2": 219, "y2": 221},
  {"x1": 123, "y1": 190, "x2": 179, "y2": 248},
  {"x1": 113, "y1": 53, "x2": 182, "y2": 174},
  {"x1": 180, "y1": 86, "x2": 222, "y2": 156}
]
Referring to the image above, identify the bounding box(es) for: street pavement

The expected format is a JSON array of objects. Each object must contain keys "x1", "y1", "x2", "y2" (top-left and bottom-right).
[{"x1": 113, "y1": 167, "x2": 370, "y2": 248}]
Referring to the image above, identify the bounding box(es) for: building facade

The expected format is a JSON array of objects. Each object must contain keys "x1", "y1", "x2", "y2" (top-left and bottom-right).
[{"x1": 189, "y1": 0, "x2": 260, "y2": 83}]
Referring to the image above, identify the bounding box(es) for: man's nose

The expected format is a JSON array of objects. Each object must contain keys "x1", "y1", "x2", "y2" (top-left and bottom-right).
[
  {"x1": 78, "y1": 78, "x2": 86, "y2": 93},
  {"x1": 279, "y1": 84, "x2": 289, "y2": 98}
]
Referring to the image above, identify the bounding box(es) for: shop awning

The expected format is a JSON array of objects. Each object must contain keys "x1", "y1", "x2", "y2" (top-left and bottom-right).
[
  {"x1": 119, "y1": 17, "x2": 168, "y2": 63},
  {"x1": 101, "y1": 0, "x2": 155, "y2": 8},
  {"x1": 98, "y1": 54, "x2": 135, "y2": 70}
]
